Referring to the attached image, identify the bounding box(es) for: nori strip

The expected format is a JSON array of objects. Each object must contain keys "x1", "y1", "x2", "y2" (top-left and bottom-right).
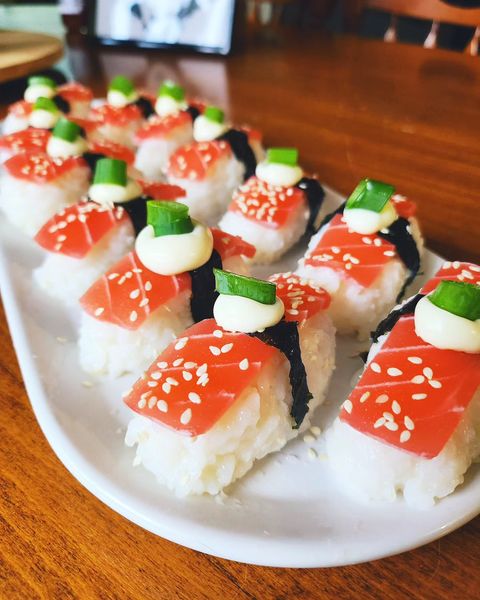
[
  {"x1": 217, "y1": 128, "x2": 257, "y2": 181},
  {"x1": 114, "y1": 196, "x2": 147, "y2": 235},
  {"x1": 371, "y1": 293, "x2": 424, "y2": 343},
  {"x1": 52, "y1": 95, "x2": 70, "y2": 115},
  {"x1": 186, "y1": 105, "x2": 200, "y2": 122},
  {"x1": 295, "y1": 177, "x2": 325, "y2": 233},
  {"x1": 378, "y1": 217, "x2": 421, "y2": 301},
  {"x1": 134, "y1": 96, "x2": 155, "y2": 119},
  {"x1": 250, "y1": 320, "x2": 312, "y2": 428},
  {"x1": 189, "y1": 249, "x2": 222, "y2": 322}
]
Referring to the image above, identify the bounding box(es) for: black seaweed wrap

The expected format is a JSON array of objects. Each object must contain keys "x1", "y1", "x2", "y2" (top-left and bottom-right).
[
  {"x1": 251, "y1": 320, "x2": 312, "y2": 428},
  {"x1": 134, "y1": 97, "x2": 155, "y2": 119},
  {"x1": 189, "y1": 249, "x2": 223, "y2": 322},
  {"x1": 114, "y1": 196, "x2": 147, "y2": 235},
  {"x1": 371, "y1": 293, "x2": 424, "y2": 343},
  {"x1": 186, "y1": 105, "x2": 200, "y2": 122},
  {"x1": 295, "y1": 177, "x2": 325, "y2": 233},
  {"x1": 217, "y1": 128, "x2": 257, "y2": 180},
  {"x1": 53, "y1": 95, "x2": 70, "y2": 114}
]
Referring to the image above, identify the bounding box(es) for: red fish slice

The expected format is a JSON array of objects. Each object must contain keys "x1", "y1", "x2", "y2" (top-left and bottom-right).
[
  {"x1": 134, "y1": 111, "x2": 191, "y2": 142},
  {"x1": 168, "y1": 140, "x2": 231, "y2": 181},
  {"x1": 57, "y1": 82, "x2": 93, "y2": 104},
  {"x1": 228, "y1": 176, "x2": 306, "y2": 229},
  {"x1": 0, "y1": 128, "x2": 50, "y2": 154},
  {"x1": 340, "y1": 313, "x2": 480, "y2": 458},
  {"x1": 80, "y1": 251, "x2": 190, "y2": 330},
  {"x1": 269, "y1": 273, "x2": 331, "y2": 321},
  {"x1": 391, "y1": 194, "x2": 416, "y2": 219},
  {"x1": 138, "y1": 180, "x2": 186, "y2": 201},
  {"x1": 420, "y1": 261, "x2": 480, "y2": 294},
  {"x1": 123, "y1": 318, "x2": 278, "y2": 436},
  {"x1": 7, "y1": 100, "x2": 32, "y2": 118},
  {"x1": 303, "y1": 214, "x2": 398, "y2": 288},
  {"x1": 89, "y1": 103, "x2": 142, "y2": 127},
  {"x1": 35, "y1": 201, "x2": 129, "y2": 258},
  {"x1": 88, "y1": 139, "x2": 135, "y2": 165},
  {"x1": 4, "y1": 152, "x2": 86, "y2": 182},
  {"x1": 210, "y1": 228, "x2": 256, "y2": 260}
]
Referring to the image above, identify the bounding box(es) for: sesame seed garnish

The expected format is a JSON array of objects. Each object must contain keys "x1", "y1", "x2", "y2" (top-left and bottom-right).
[
  {"x1": 150, "y1": 371, "x2": 162, "y2": 380},
  {"x1": 239, "y1": 358, "x2": 249, "y2": 371},
  {"x1": 375, "y1": 394, "x2": 389, "y2": 404},
  {"x1": 175, "y1": 337, "x2": 188, "y2": 350},
  {"x1": 166, "y1": 377, "x2": 179, "y2": 386},
  {"x1": 392, "y1": 400, "x2": 401, "y2": 414},
  {"x1": 145, "y1": 281, "x2": 152, "y2": 291},
  {"x1": 184, "y1": 361, "x2": 196, "y2": 369},
  {"x1": 429, "y1": 380, "x2": 442, "y2": 389},
  {"x1": 139, "y1": 298, "x2": 149, "y2": 308},
  {"x1": 173, "y1": 358, "x2": 184, "y2": 367},
  {"x1": 129, "y1": 310, "x2": 138, "y2": 322},
  {"x1": 188, "y1": 392, "x2": 201, "y2": 404},
  {"x1": 307, "y1": 448, "x2": 318, "y2": 460},
  {"x1": 108, "y1": 273, "x2": 119, "y2": 280},
  {"x1": 148, "y1": 381, "x2": 158, "y2": 388},
  {"x1": 387, "y1": 367, "x2": 403, "y2": 377},
  {"x1": 383, "y1": 250, "x2": 395, "y2": 257},
  {"x1": 138, "y1": 398, "x2": 147, "y2": 408},
  {"x1": 129, "y1": 289, "x2": 140, "y2": 299},
  {"x1": 221, "y1": 343, "x2": 233, "y2": 353},
  {"x1": 408, "y1": 356, "x2": 422, "y2": 364},
  {"x1": 404, "y1": 416, "x2": 415, "y2": 430},
  {"x1": 213, "y1": 329, "x2": 223, "y2": 338},
  {"x1": 162, "y1": 382, "x2": 171, "y2": 394},
  {"x1": 209, "y1": 345, "x2": 221, "y2": 356},
  {"x1": 412, "y1": 393, "x2": 427, "y2": 400},
  {"x1": 182, "y1": 371, "x2": 193, "y2": 381},
  {"x1": 157, "y1": 400, "x2": 168, "y2": 412},
  {"x1": 148, "y1": 396, "x2": 157, "y2": 409},
  {"x1": 196, "y1": 363, "x2": 207, "y2": 376},
  {"x1": 385, "y1": 421, "x2": 399, "y2": 431},
  {"x1": 157, "y1": 361, "x2": 168, "y2": 369},
  {"x1": 370, "y1": 362, "x2": 381, "y2": 373},
  {"x1": 400, "y1": 430, "x2": 411, "y2": 443},
  {"x1": 360, "y1": 391, "x2": 370, "y2": 403},
  {"x1": 343, "y1": 399, "x2": 353, "y2": 414},
  {"x1": 94, "y1": 307, "x2": 104, "y2": 316},
  {"x1": 411, "y1": 375, "x2": 425, "y2": 384},
  {"x1": 303, "y1": 434, "x2": 315, "y2": 444},
  {"x1": 180, "y1": 408, "x2": 192, "y2": 425},
  {"x1": 374, "y1": 417, "x2": 386, "y2": 428}
]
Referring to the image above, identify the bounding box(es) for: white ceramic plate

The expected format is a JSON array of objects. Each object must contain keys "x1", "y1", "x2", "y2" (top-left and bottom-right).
[{"x1": 1, "y1": 186, "x2": 479, "y2": 568}]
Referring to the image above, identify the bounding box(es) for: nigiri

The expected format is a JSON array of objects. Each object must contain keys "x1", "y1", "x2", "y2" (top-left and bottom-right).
[
  {"x1": 78, "y1": 201, "x2": 256, "y2": 377},
  {"x1": 326, "y1": 260, "x2": 480, "y2": 508},
  {"x1": 219, "y1": 148, "x2": 325, "y2": 263},
  {"x1": 296, "y1": 179, "x2": 424, "y2": 337}
]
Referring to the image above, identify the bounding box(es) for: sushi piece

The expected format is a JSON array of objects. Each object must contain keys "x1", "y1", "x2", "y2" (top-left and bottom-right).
[
  {"x1": 78, "y1": 201, "x2": 256, "y2": 377},
  {"x1": 89, "y1": 76, "x2": 154, "y2": 147},
  {"x1": 326, "y1": 261, "x2": 480, "y2": 509},
  {"x1": 33, "y1": 159, "x2": 184, "y2": 302},
  {"x1": 296, "y1": 179, "x2": 424, "y2": 337},
  {"x1": 0, "y1": 151, "x2": 90, "y2": 237},
  {"x1": 134, "y1": 82, "x2": 197, "y2": 181},
  {"x1": 219, "y1": 148, "x2": 325, "y2": 263},
  {"x1": 166, "y1": 106, "x2": 264, "y2": 224},
  {"x1": 122, "y1": 268, "x2": 335, "y2": 496},
  {"x1": 2, "y1": 77, "x2": 92, "y2": 134}
]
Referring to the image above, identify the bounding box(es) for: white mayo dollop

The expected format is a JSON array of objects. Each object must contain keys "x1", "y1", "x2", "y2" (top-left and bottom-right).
[
  {"x1": 256, "y1": 161, "x2": 303, "y2": 187},
  {"x1": 24, "y1": 84, "x2": 55, "y2": 103},
  {"x1": 343, "y1": 200, "x2": 397, "y2": 235},
  {"x1": 155, "y1": 95, "x2": 187, "y2": 117},
  {"x1": 107, "y1": 89, "x2": 138, "y2": 108},
  {"x1": 193, "y1": 115, "x2": 228, "y2": 142},
  {"x1": 135, "y1": 221, "x2": 213, "y2": 275},
  {"x1": 47, "y1": 135, "x2": 88, "y2": 158},
  {"x1": 414, "y1": 295, "x2": 480, "y2": 353},
  {"x1": 214, "y1": 295, "x2": 285, "y2": 333},
  {"x1": 88, "y1": 179, "x2": 143, "y2": 207},
  {"x1": 29, "y1": 109, "x2": 59, "y2": 129}
]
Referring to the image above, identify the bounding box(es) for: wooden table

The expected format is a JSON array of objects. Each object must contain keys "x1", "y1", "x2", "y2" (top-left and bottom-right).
[{"x1": 1, "y1": 32, "x2": 479, "y2": 599}]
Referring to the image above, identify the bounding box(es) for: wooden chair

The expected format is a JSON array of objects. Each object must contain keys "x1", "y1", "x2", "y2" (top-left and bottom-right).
[{"x1": 344, "y1": 0, "x2": 480, "y2": 54}]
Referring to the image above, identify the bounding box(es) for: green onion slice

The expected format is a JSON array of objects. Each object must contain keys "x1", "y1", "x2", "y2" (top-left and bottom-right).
[
  {"x1": 214, "y1": 269, "x2": 277, "y2": 305},
  {"x1": 52, "y1": 118, "x2": 81, "y2": 142},
  {"x1": 33, "y1": 97, "x2": 59, "y2": 113},
  {"x1": 266, "y1": 147, "x2": 298, "y2": 167},
  {"x1": 93, "y1": 158, "x2": 127, "y2": 186},
  {"x1": 147, "y1": 200, "x2": 194, "y2": 237},
  {"x1": 158, "y1": 81, "x2": 185, "y2": 101},
  {"x1": 429, "y1": 280, "x2": 480, "y2": 321},
  {"x1": 109, "y1": 75, "x2": 135, "y2": 96},
  {"x1": 28, "y1": 76, "x2": 56, "y2": 89},
  {"x1": 204, "y1": 106, "x2": 224, "y2": 124},
  {"x1": 346, "y1": 178, "x2": 395, "y2": 213}
]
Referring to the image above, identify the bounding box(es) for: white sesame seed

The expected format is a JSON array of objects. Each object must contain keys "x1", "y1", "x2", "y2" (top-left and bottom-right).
[
  {"x1": 166, "y1": 377, "x2": 179, "y2": 386},
  {"x1": 387, "y1": 367, "x2": 403, "y2": 377},
  {"x1": 180, "y1": 408, "x2": 192, "y2": 425},
  {"x1": 404, "y1": 416, "x2": 415, "y2": 430},
  {"x1": 412, "y1": 393, "x2": 427, "y2": 400},
  {"x1": 213, "y1": 329, "x2": 223, "y2": 338},
  {"x1": 411, "y1": 375, "x2": 425, "y2": 384},
  {"x1": 182, "y1": 371, "x2": 193, "y2": 381},
  {"x1": 157, "y1": 400, "x2": 168, "y2": 412},
  {"x1": 157, "y1": 361, "x2": 168, "y2": 369},
  {"x1": 408, "y1": 356, "x2": 422, "y2": 364},
  {"x1": 429, "y1": 380, "x2": 442, "y2": 389},
  {"x1": 196, "y1": 363, "x2": 207, "y2": 376},
  {"x1": 239, "y1": 358, "x2": 249, "y2": 371},
  {"x1": 383, "y1": 412, "x2": 394, "y2": 422},
  {"x1": 148, "y1": 381, "x2": 158, "y2": 388},
  {"x1": 343, "y1": 399, "x2": 353, "y2": 414},
  {"x1": 376, "y1": 394, "x2": 389, "y2": 404},
  {"x1": 175, "y1": 337, "x2": 188, "y2": 350},
  {"x1": 108, "y1": 272, "x2": 119, "y2": 280},
  {"x1": 94, "y1": 307, "x2": 104, "y2": 316},
  {"x1": 184, "y1": 361, "x2": 196, "y2": 369},
  {"x1": 145, "y1": 281, "x2": 152, "y2": 291},
  {"x1": 173, "y1": 358, "x2": 184, "y2": 367},
  {"x1": 360, "y1": 391, "x2": 370, "y2": 403},
  {"x1": 209, "y1": 345, "x2": 221, "y2": 356},
  {"x1": 139, "y1": 298, "x2": 149, "y2": 308},
  {"x1": 400, "y1": 430, "x2": 411, "y2": 443},
  {"x1": 383, "y1": 250, "x2": 395, "y2": 257},
  {"x1": 129, "y1": 310, "x2": 138, "y2": 322},
  {"x1": 129, "y1": 289, "x2": 140, "y2": 299},
  {"x1": 303, "y1": 434, "x2": 315, "y2": 444},
  {"x1": 137, "y1": 398, "x2": 147, "y2": 409},
  {"x1": 162, "y1": 382, "x2": 171, "y2": 393},
  {"x1": 385, "y1": 421, "x2": 399, "y2": 431},
  {"x1": 370, "y1": 362, "x2": 381, "y2": 373},
  {"x1": 374, "y1": 417, "x2": 386, "y2": 429},
  {"x1": 150, "y1": 371, "x2": 162, "y2": 380},
  {"x1": 307, "y1": 448, "x2": 318, "y2": 460},
  {"x1": 392, "y1": 400, "x2": 401, "y2": 414},
  {"x1": 188, "y1": 392, "x2": 201, "y2": 404},
  {"x1": 221, "y1": 343, "x2": 233, "y2": 353},
  {"x1": 148, "y1": 396, "x2": 157, "y2": 409}
]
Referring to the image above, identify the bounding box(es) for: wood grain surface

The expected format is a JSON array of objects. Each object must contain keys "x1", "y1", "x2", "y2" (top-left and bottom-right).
[{"x1": 1, "y1": 32, "x2": 479, "y2": 599}]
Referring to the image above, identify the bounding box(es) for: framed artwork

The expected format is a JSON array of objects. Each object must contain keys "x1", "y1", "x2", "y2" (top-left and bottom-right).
[{"x1": 90, "y1": 0, "x2": 237, "y2": 55}]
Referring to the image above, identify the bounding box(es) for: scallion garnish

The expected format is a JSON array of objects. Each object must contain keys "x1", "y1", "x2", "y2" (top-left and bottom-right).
[
  {"x1": 93, "y1": 158, "x2": 127, "y2": 186},
  {"x1": 147, "y1": 200, "x2": 194, "y2": 237},
  {"x1": 28, "y1": 76, "x2": 56, "y2": 89},
  {"x1": 204, "y1": 106, "x2": 224, "y2": 124},
  {"x1": 158, "y1": 81, "x2": 185, "y2": 101},
  {"x1": 33, "y1": 97, "x2": 59, "y2": 113},
  {"x1": 266, "y1": 147, "x2": 298, "y2": 167},
  {"x1": 346, "y1": 178, "x2": 395, "y2": 213},
  {"x1": 214, "y1": 269, "x2": 277, "y2": 305},
  {"x1": 109, "y1": 75, "x2": 135, "y2": 97},
  {"x1": 52, "y1": 118, "x2": 81, "y2": 142},
  {"x1": 429, "y1": 280, "x2": 480, "y2": 321}
]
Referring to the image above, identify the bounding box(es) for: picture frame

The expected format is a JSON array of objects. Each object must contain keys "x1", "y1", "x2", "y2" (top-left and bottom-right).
[{"x1": 89, "y1": 0, "x2": 237, "y2": 55}]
